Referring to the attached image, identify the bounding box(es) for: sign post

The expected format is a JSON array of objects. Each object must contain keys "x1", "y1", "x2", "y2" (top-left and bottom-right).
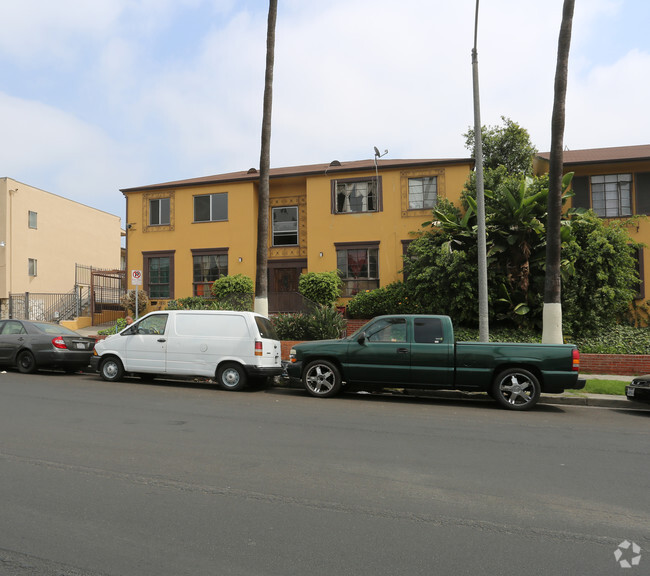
[{"x1": 131, "y1": 270, "x2": 142, "y2": 319}]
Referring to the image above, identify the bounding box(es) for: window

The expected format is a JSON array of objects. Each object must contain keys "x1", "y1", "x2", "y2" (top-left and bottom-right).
[
  {"x1": 192, "y1": 250, "x2": 228, "y2": 296},
  {"x1": 365, "y1": 317, "x2": 406, "y2": 342},
  {"x1": 28, "y1": 211, "x2": 37, "y2": 229},
  {"x1": 336, "y1": 244, "x2": 379, "y2": 296},
  {"x1": 272, "y1": 206, "x2": 298, "y2": 246},
  {"x1": 332, "y1": 177, "x2": 382, "y2": 213},
  {"x1": 133, "y1": 314, "x2": 168, "y2": 336},
  {"x1": 143, "y1": 251, "x2": 175, "y2": 299},
  {"x1": 408, "y1": 177, "x2": 437, "y2": 210},
  {"x1": 591, "y1": 174, "x2": 632, "y2": 217},
  {"x1": 149, "y1": 198, "x2": 171, "y2": 226},
  {"x1": 194, "y1": 193, "x2": 228, "y2": 222},
  {"x1": 414, "y1": 318, "x2": 444, "y2": 343},
  {"x1": 28, "y1": 259, "x2": 37, "y2": 277}
]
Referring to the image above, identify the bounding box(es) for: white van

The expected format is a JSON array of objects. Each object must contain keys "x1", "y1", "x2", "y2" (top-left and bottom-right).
[{"x1": 90, "y1": 310, "x2": 283, "y2": 390}]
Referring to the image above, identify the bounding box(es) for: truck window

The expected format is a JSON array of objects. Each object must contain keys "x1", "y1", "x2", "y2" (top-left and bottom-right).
[
  {"x1": 414, "y1": 318, "x2": 444, "y2": 344},
  {"x1": 366, "y1": 318, "x2": 406, "y2": 343}
]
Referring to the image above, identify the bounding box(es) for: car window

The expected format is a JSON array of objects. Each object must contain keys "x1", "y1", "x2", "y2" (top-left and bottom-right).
[
  {"x1": 254, "y1": 316, "x2": 279, "y2": 340},
  {"x1": 366, "y1": 318, "x2": 406, "y2": 343},
  {"x1": 31, "y1": 322, "x2": 80, "y2": 336},
  {"x1": 134, "y1": 314, "x2": 168, "y2": 335},
  {"x1": 0, "y1": 321, "x2": 27, "y2": 335},
  {"x1": 414, "y1": 318, "x2": 444, "y2": 344}
]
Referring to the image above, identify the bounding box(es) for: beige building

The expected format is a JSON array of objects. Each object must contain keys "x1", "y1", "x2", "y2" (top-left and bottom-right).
[{"x1": 0, "y1": 177, "x2": 123, "y2": 318}]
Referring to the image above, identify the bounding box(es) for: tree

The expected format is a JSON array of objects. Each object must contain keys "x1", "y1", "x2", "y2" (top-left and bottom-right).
[
  {"x1": 254, "y1": 0, "x2": 278, "y2": 317},
  {"x1": 464, "y1": 116, "x2": 538, "y2": 175},
  {"x1": 543, "y1": 0, "x2": 575, "y2": 344}
]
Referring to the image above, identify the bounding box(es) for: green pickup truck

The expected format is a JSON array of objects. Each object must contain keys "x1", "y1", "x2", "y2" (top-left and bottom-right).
[{"x1": 286, "y1": 314, "x2": 585, "y2": 411}]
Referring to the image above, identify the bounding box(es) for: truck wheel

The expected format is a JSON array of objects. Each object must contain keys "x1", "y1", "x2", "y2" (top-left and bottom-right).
[
  {"x1": 492, "y1": 368, "x2": 540, "y2": 411},
  {"x1": 303, "y1": 360, "x2": 342, "y2": 398},
  {"x1": 100, "y1": 357, "x2": 124, "y2": 382},
  {"x1": 217, "y1": 362, "x2": 247, "y2": 391}
]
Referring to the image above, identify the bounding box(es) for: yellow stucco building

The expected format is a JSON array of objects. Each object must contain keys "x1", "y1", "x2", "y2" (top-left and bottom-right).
[
  {"x1": 537, "y1": 144, "x2": 650, "y2": 307},
  {"x1": 121, "y1": 158, "x2": 474, "y2": 312},
  {"x1": 0, "y1": 177, "x2": 123, "y2": 320}
]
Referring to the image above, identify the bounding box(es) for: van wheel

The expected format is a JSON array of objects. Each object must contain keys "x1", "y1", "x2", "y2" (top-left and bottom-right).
[
  {"x1": 217, "y1": 363, "x2": 247, "y2": 391},
  {"x1": 303, "y1": 360, "x2": 342, "y2": 398},
  {"x1": 492, "y1": 368, "x2": 540, "y2": 411},
  {"x1": 100, "y1": 357, "x2": 124, "y2": 382}
]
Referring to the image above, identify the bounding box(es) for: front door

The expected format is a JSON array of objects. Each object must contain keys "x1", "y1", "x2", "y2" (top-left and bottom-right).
[
  {"x1": 269, "y1": 266, "x2": 302, "y2": 312},
  {"x1": 123, "y1": 313, "x2": 169, "y2": 373}
]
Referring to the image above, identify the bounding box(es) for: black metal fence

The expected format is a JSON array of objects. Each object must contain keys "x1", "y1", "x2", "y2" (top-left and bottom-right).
[{"x1": 9, "y1": 287, "x2": 91, "y2": 322}]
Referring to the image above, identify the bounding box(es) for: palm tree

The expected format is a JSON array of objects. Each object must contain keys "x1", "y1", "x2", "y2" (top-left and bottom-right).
[
  {"x1": 255, "y1": 0, "x2": 278, "y2": 317},
  {"x1": 543, "y1": 0, "x2": 574, "y2": 343}
]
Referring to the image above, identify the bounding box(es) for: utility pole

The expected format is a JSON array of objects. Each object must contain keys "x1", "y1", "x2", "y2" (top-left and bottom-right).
[{"x1": 472, "y1": 0, "x2": 489, "y2": 342}]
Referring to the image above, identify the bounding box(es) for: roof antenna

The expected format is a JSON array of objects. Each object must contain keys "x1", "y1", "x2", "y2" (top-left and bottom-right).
[{"x1": 373, "y1": 146, "x2": 388, "y2": 195}]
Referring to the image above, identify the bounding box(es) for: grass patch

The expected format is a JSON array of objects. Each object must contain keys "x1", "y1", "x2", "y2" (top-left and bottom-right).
[{"x1": 582, "y1": 379, "x2": 628, "y2": 396}]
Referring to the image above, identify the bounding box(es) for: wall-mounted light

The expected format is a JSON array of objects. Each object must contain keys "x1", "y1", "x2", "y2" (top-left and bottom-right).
[
  {"x1": 0, "y1": 241, "x2": 5, "y2": 247},
  {"x1": 319, "y1": 252, "x2": 323, "y2": 258},
  {"x1": 238, "y1": 257, "x2": 243, "y2": 263}
]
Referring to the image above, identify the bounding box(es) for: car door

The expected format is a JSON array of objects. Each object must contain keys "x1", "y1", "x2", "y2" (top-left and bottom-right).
[
  {"x1": 0, "y1": 320, "x2": 28, "y2": 363},
  {"x1": 123, "y1": 313, "x2": 169, "y2": 373},
  {"x1": 344, "y1": 317, "x2": 411, "y2": 385},
  {"x1": 409, "y1": 317, "x2": 454, "y2": 387}
]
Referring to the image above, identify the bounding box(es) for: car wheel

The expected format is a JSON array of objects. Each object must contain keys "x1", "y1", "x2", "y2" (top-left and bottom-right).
[
  {"x1": 492, "y1": 368, "x2": 541, "y2": 411},
  {"x1": 303, "y1": 360, "x2": 342, "y2": 398},
  {"x1": 16, "y1": 350, "x2": 37, "y2": 374},
  {"x1": 100, "y1": 357, "x2": 124, "y2": 382},
  {"x1": 217, "y1": 363, "x2": 247, "y2": 391}
]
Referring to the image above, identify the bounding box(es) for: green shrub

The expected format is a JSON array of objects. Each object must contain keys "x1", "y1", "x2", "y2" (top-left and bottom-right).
[
  {"x1": 271, "y1": 306, "x2": 347, "y2": 341},
  {"x1": 272, "y1": 313, "x2": 312, "y2": 340},
  {"x1": 346, "y1": 282, "x2": 422, "y2": 319},
  {"x1": 298, "y1": 271, "x2": 342, "y2": 307},
  {"x1": 307, "y1": 305, "x2": 347, "y2": 340},
  {"x1": 210, "y1": 274, "x2": 254, "y2": 311},
  {"x1": 98, "y1": 317, "x2": 129, "y2": 335},
  {"x1": 166, "y1": 296, "x2": 216, "y2": 310}
]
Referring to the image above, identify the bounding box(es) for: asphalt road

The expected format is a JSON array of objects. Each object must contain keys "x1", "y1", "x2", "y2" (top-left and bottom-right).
[{"x1": 0, "y1": 371, "x2": 648, "y2": 576}]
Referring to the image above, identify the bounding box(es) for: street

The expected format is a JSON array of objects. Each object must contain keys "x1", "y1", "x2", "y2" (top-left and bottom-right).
[{"x1": 0, "y1": 371, "x2": 648, "y2": 576}]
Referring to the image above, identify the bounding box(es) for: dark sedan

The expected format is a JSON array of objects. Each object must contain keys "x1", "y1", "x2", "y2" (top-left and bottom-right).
[
  {"x1": 626, "y1": 375, "x2": 650, "y2": 403},
  {"x1": 0, "y1": 319, "x2": 96, "y2": 373}
]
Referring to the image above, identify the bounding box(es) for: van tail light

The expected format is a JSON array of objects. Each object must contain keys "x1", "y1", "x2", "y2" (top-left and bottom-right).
[
  {"x1": 255, "y1": 341, "x2": 263, "y2": 357},
  {"x1": 52, "y1": 337, "x2": 68, "y2": 350},
  {"x1": 572, "y1": 349, "x2": 580, "y2": 372}
]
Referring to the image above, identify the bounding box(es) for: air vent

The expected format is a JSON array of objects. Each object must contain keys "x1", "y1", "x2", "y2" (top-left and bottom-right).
[{"x1": 329, "y1": 160, "x2": 341, "y2": 167}]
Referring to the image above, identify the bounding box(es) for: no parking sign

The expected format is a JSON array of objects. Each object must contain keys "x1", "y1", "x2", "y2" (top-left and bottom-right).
[{"x1": 131, "y1": 270, "x2": 143, "y2": 286}]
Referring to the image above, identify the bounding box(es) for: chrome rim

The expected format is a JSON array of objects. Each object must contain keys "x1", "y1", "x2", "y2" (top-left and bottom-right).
[
  {"x1": 305, "y1": 364, "x2": 335, "y2": 395},
  {"x1": 103, "y1": 361, "x2": 118, "y2": 379},
  {"x1": 221, "y1": 368, "x2": 241, "y2": 388},
  {"x1": 498, "y1": 372, "x2": 535, "y2": 406}
]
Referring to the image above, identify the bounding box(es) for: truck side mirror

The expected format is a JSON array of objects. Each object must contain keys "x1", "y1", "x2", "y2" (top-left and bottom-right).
[{"x1": 357, "y1": 332, "x2": 367, "y2": 345}]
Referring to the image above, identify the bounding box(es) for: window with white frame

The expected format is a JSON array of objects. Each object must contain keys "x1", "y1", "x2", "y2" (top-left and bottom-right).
[
  {"x1": 28, "y1": 258, "x2": 37, "y2": 276},
  {"x1": 28, "y1": 211, "x2": 37, "y2": 229},
  {"x1": 408, "y1": 177, "x2": 437, "y2": 210},
  {"x1": 272, "y1": 206, "x2": 298, "y2": 246},
  {"x1": 333, "y1": 178, "x2": 381, "y2": 213},
  {"x1": 194, "y1": 193, "x2": 228, "y2": 222},
  {"x1": 336, "y1": 244, "x2": 379, "y2": 296},
  {"x1": 149, "y1": 198, "x2": 171, "y2": 225},
  {"x1": 591, "y1": 174, "x2": 632, "y2": 217}
]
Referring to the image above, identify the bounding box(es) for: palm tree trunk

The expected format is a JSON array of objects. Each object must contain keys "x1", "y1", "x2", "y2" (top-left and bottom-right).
[
  {"x1": 255, "y1": 0, "x2": 278, "y2": 317},
  {"x1": 543, "y1": 0, "x2": 574, "y2": 344}
]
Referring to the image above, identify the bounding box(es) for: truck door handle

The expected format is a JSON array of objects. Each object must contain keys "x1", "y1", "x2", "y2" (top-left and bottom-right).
[
  {"x1": 157, "y1": 338, "x2": 166, "y2": 343},
  {"x1": 397, "y1": 348, "x2": 409, "y2": 354}
]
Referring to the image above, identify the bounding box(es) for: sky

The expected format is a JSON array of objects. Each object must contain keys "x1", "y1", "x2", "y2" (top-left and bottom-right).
[{"x1": 1, "y1": 0, "x2": 649, "y2": 225}]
